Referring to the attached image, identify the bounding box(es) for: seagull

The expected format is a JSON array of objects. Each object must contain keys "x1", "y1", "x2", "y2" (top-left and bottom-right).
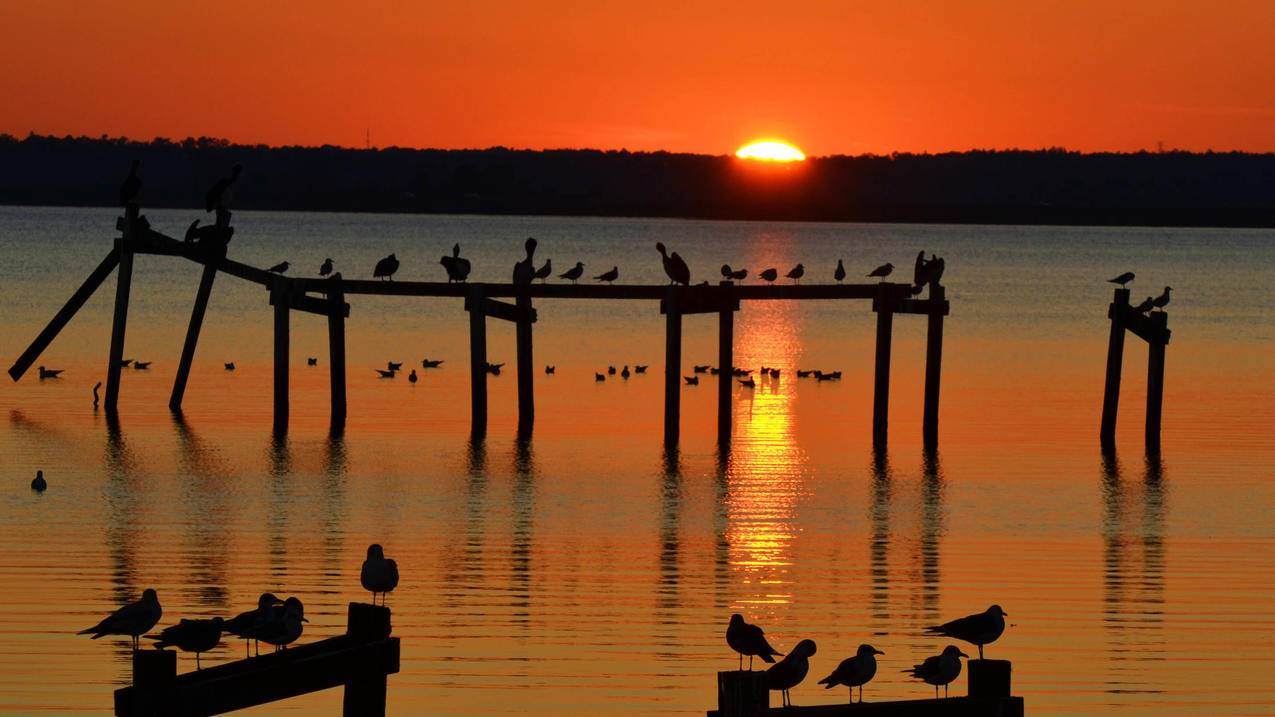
[
  {"x1": 361, "y1": 543, "x2": 400, "y2": 606},
  {"x1": 595, "y1": 373, "x2": 606, "y2": 382},
  {"x1": 38, "y1": 366, "x2": 63, "y2": 379},
  {"x1": 1133, "y1": 297, "x2": 1155, "y2": 313},
  {"x1": 608, "y1": 366, "x2": 617, "y2": 375},
  {"x1": 559, "y1": 261, "x2": 584, "y2": 284},
  {"x1": 924, "y1": 604, "x2": 1008, "y2": 659},
  {"x1": 693, "y1": 365, "x2": 710, "y2": 373},
  {"x1": 147, "y1": 617, "x2": 224, "y2": 670},
  {"x1": 905, "y1": 645, "x2": 967, "y2": 698},
  {"x1": 533, "y1": 258, "x2": 553, "y2": 283},
  {"x1": 594, "y1": 266, "x2": 619, "y2": 284},
  {"x1": 1152, "y1": 286, "x2": 1172, "y2": 311},
  {"x1": 545, "y1": 365, "x2": 555, "y2": 374},
  {"x1": 373, "y1": 253, "x2": 399, "y2": 281},
  {"x1": 133, "y1": 361, "x2": 151, "y2": 370},
  {"x1": 224, "y1": 593, "x2": 281, "y2": 658},
  {"x1": 721, "y1": 264, "x2": 748, "y2": 282},
  {"x1": 767, "y1": 639, "x2": 817, "y2": 707},
  {"x1": 796, "y1": 370, "x2": 814, "y2": 378},
  {"x1": 738, "y1": 376, "x2": 756, "y2": 388},
  {"x1": 759, "y1": 268, "x2": 778, "y2": 284},
  {"x1": 634, "y1": 365, "x2": 648, "y2": 373},
  {"x1": 726, "y1": 614, "x2": 783, "y2": 670},
  {"x1": 251, "y1": 597, "x2": 307, "y2": 652},
  {"x1": 656, "y1": 243, "x2": 691, "y2": 285},
  {"x1": 485, "y1": 362, "x2": 504, "y2": 375},
  {"x1": 769, "y1": 369, "x2": 781, "y2": 378},
  {"x1": 116, "y1": 359, "x2": 134, "y2": 367},
  {"x1": 621, "y1": 365, "x2": 631, "y2": 379},
  {"x1": 709, "y1": 367, "x2": 720, "y2": 375},
  {"x1": 119, "y1": 159, "x2": 141, "y2": 207},
  {"x1": 819, "y1": 644, "x2": 884, "y2": 703},
  {"x1": 868, "y1": 263, "x2": 894, "y2": 279},
  {"x1": 375, "y1": 369, "x2": 396, "y2": 378},
  {"x1": 1108, "y1": 272, "x2": 1135, "y2": 286},
  {"x1": 440, "y1": 243, "x2": 472, "y2": 283},
  {"x1": 786, "y1": 264, "x2": 805, "y2": 284},
  {"x1": 78, "y1": 589, "x2": 162, "y2": 650},
  {"x1": 513, "y1": 237, "x2": 538, "y2": 285},
  {"x1": 319, "y1": 258, "x2": 334, "y2": 276},
  {"x1": 834, "y1": 259, "x2": 846, "y2": 284},
  {"x1": 684, "y1": 376, "x2": 699, "y2": 385},
  {"x1": 387, "y1": 361, "x2": 403, "y2": 371},
  {"x1": 267, "y1": 261, "x2": 289, "y2": 274},
  {"x1": 422, "y1": 359, "x2": 444, "y2": 368},
  {"x1": 205, "y1": 163, "x2": 242, "y2": 213},
  {"x1": 31, "y1": 470, "x2": 47, "y2": 492},
  {"x1": 408, "y1": 369, "x2": 417, "y2": 384},
  {"x1": 307, "y1": 357, "x2": 318, "y2": 366},
  {"x1": 224, "y1": 362, "x2": 236, "y2": 371}
]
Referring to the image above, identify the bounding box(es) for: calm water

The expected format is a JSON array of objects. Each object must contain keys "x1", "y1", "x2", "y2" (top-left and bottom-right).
[{"x1": 0, "y1": 206, "x2": 1272, "y2": 715}]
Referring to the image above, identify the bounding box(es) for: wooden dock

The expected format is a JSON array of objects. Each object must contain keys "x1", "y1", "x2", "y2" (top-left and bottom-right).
[
  {"x1": 9, "y1": 207, "x2": 951, "y2": 448},
  {"x1": 1099, "y1": 287, "x2": 1171, "y2": 451}
]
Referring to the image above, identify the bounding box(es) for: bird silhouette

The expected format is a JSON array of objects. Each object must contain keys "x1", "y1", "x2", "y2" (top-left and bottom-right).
[
  {"x1": 545, "y1": 365, "x2": 556, "y2": 374},
  {"x1": 721, "y1": 264, "x2": 748, "y2": 282},
  {"x1": 116, "y1": 358, "x2": 134, "y2": 368},
  {"x1": 684, "y1": 375, "x2": 699, "y2": 385},
  {"x1": 738, "y1": 376, "x2": 756, "y2": 388},
  {"x1": 834, "y1": 259, "x2": 847, "y2": 283},
  {"x1": 78, "y1": 589, "x2": 162, "y2": 650},
  {"x1": 319, "y1": 258, "x2": 334, "y2": 276},
  {"x1": 533, "y1": 258, "x2": 553, "y2": 283},
  {"x1": 440, "y1": 243, "x2": 472, "y2": 283},
  {"x1": 375, "y1": 369, "x2": 395, "y2": 378},
  {"x1": 147, "y1": 617, "x2": 224, "y2": 670},
  {"x1": 693, "y1": 365, "x2": 710, "y2": 373},
  {"x1": 595, "y1": 372, "x2": 606, "y2": 382},
  {"x1": 797, "y1": 369, "x2": 813, "y2": 378},
  {"x1": 133, "y1": 361, "x2": 151, "y2": 370},
  {"x1": 513, "y1": 237, "x2": 538, "y2": 285},
  {"x1": 119, "y1": 159, "x2": 141, "y2": 207},
  {"x1": 38, "y1": 366, "x2": 63, "y2": 379},
  {"x1": 307, "y1": 357, "x2": 318, "y2": 366},
  {"x1": 408, "y1": 369, "x2": 417, "y2": 384},
  {"x1": 1133, "y1": 296, "x2": 1155, "y2": 313},
  {"x1": 267, "y1": 261, "x2": 289, "y2": 274},
  {"x1": 559, "y1": 261, "x2": 584, "y2": 283},
  {"x1": 1152, "y1": 286, "x2": 1172, "y2": 311},
  {"x1": 918, "y1": 254, "x2": 946, "y2": 289},
  {"x1": 786, "y1": 264, "x2": 805, "y2": 284},
  {"x1": 31, "y1": 470, "x2": 47, "y2": 492},
  {"x1": 373, "y1": 253, "x2": 399, "y2": 280},
  {"x1": 1108, "y1": 272, "x2": 1135, "y2": 286},
  {"x1": 759, "y1": 268, "x2": 778, "y2": 284},
  {"x1": 868, "y1": 263, "x2": 894, "y2": 279},
  {"x1": 634, "y1": 365, "x2": 648, "y2": 373},
  {"x1": 224, "y1": 362, "x2": 236, "y2": 371},
  {"x1": 205, "y1": 164, "x2": 242, "y2": 212},
  {"x1": 924, "y1": 605, "x2": 1007, "y2": 659},
  {"x1": 361, "y1": 543, "x2": 400, "y2": 606},
  {"x1": 905, "y1": 645, "x2": 967, "y2": 698},
  {"x1": 224, "y1": 593, "x2": 281, "y2": 658},
  {"x1": 250, "y1": 597, "x2": 307, "y2": 652},
  {"x1": 726, "y1": 614, "x2": 783, "y2": 670},
  {"x1": 621, "y1": 365, "x2": 631, "y2": 379},
  {"x1": 485, "y1": 362, "x2": 504, "y2": 375},
  {"x1": 767, "y1": 639, "x2": 817, "y2": 707},
  {"x1": 422, "y1": 359, "x2": 444, "y2": 368},
  {"x1": 769, "y1": 368, "x2": 781, "y2": 378},
  {"x1": 656, "y1": 243, "x2": 691, "y2": 285},
  {"x1": 387, "y1": 361, "x2": 403, "y2": 371},
  {"x1": 608, "y1": 365, "x2": 617, "y2": 375},
  {"x1": 913, "y1": 250, "x2": 928, "y2": 287},
  {"x1": 594, "y1": 266, "x2": 619, "y2": 284},
  {"x1": 819, "y1": 644, "x2": 884, "y2": 703}
]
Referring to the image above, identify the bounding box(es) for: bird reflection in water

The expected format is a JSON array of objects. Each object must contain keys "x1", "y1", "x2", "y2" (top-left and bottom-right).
[
  {"x1": 171, "y1": 414, "x2": 230, "y2": 609},
  {"x1": 654, "y1": 446, "x2": 684, "y2": 656},
  {"x1": 102, "y1": 415, "x2": 142, "y2": 667},
  {"x1": 319, "y1": 432, "x2": 349, "y2": 594},
  {"x1": 869, "y1": 450, "x2": 892, "y2": 624},
  {"x1": 510, "y1": 436, "x2": 536, "y2": 629},
  {"x1": 917, "y1": 449, "x2": 945, "y2": 624},
  {"x1": 266, "y1": 434, "x2": 293, "y2": 582}
]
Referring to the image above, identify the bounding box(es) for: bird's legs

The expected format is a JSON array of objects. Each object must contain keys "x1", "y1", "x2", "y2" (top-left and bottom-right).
[
  {"x1": 944, "y1": 684, "x2": 949, "y2": 698},
  {"x1": 196, "y1": 652, "x2": 201, "y2": 671},
  {"x1": 748, "y1": 655, "x2": 753, "y2": 671},
  {"x1": 934, "y1": 685, "x2": 939, "y2": 699},
  {"x1": 737, "y1": 653, "x2": 742, "y2": 671},
  {"x1": 978, "y1": 644, "x2": 984, "y2": 659}
]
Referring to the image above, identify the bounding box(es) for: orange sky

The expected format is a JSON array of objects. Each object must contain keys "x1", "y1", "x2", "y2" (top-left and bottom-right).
[{"x1": 2, "y1": 1, "x2": 1273, "y2": 155}]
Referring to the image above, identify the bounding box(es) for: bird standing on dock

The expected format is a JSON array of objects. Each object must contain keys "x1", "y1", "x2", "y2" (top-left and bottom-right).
[
  {"x1": 205, "y1": 164, "x2": 242, "y2": 212},
  {"x1": 1133, "y1": 297, "x2": 1155, "y2": 313},
  {"x1": 533, "y1": 258, "x2": 552, "y2": 283},
  {"x1": 513, "y1": 237, "x2": 538, "y2": 285},
  {"x1": 834, "y1": 259, "x2": 846, "y2": 284},
  {"x1": 905, "y1": 645, "x2": 967, "y2": 698},
  {"x1": 408, "y1": 369, "x2": 417, "y2": 384},
  {"x1": 559, "y1": 261, "x2": 584, "y2": 283},
  {"x1": 319, "y1": 258, "x2": 334, "y2": 276},
  {"x1": 361, "y1": 543, "x2": 400, "y2": 606},
  {"x1": 38, "y1": 366, "x2": 63, "y2": 379},
  {"x1": 726, "y1": 614, "x2": 783, "y2": 670},
  {"x1": 440, "y1": 243, "x2": 472, "y2": 283},
  {"x1": 1152, "y1": 286, "x2": 1172, "y2": 311},
  {"x1": 868, "y1": 262, "x2": 894, "y2": 280},
  {"x1": 759, "y1": 268, "x2": 778, "y2": 284},
  {"x1": 252, "y1": 597, "x2": 307, "y2": 652},
  {"x1": 786, "y1": 264, "x2": 805, "y2": 284},
  {"x1": 594, "y1": 266, "x2": 619, "y2": 284},
  {"x1": 119, "y1": 159, "x2": 141, "y2": 207},
  {"x1": 656, "y1": 243, "x2": 691, "y2": 285},
  {"x1": 924, "y1": 604, "x2": 1007, "y2": 659},
  {"x1": 819, "y1": 644, "x2": 883, "y2": 703},
  {"x1": 1108, "y1": 271, "x2": 1135, "y2": 286},
  {"x1": 373, "y1": 253, "x2": 399, "y2": 281},
  {"x1": 224, "y1": 593, "x2": 281, "y2": 658},
  {"x1": 147, "y1": 617, "x2": 224, "y2": 670},
  {"x1": 267, "y1": 261, "x2": 290, "y2": 274},
  {"x1": 767, "y1": 639, "x2": 817, "y2": 708},
  {"x1": 31, "y1": 470, "x2": 47, "y2": 492},
  {"x1": 78, "y1": 589, "x2": 162, "y2": 650}
]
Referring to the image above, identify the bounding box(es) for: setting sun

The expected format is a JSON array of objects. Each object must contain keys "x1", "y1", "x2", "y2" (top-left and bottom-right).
[{"x1": 735, "y1": 140, "x2": 806, "y2": 162}]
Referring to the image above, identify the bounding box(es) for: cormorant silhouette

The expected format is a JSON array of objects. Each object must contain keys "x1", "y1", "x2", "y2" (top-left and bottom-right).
[
  {"x1": 373, "y1": 254, "x2": 399, "y2": 280},
  {"x1": 440, "y1": 243, "x2": 472, "y2": 282},
  {"x1": 656, "y1": 243, "x2": 690, "y2": 285},
  {"x1": 205, "y1": 164, "x2": 242, "y2": 212}
]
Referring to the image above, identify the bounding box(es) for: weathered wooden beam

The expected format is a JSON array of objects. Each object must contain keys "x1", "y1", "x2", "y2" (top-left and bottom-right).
[
  {"x1": 467, "y1": 286, "x2": 488, "y2": 435},
  {"x1": 1145, "y1": 311, "x2": 1168, "y2": 452},
  {"x1": 291, "y1": 279, "x2": 915, "y2": 302},
  {"x1": 327, "y1": 275, "x2": 348, "y2": 429},
  {"x1": 515, "y1": 292, "x2": 535, "y2": 434},
  {"x1": 271, "y1": 278, "x2": 290, "y2": 433},
  {"x1": 896, "y1": 297, "x2": 951, "y2": 316},
  {"x1": 872, "y1": 284, "x2": 894, "y2": 449},
  {"x1": 8, "y1": 248, "x2": 120, "y2": 382},
  {"x1": 706, "y1": 696, "x2": 1024, "y2": 717},
  {"x1": 169, "y1": 248, "x2": 224, "y2": 411},
  {"x1": 717, "y1": 282, "x2": 734, "y2": 447},
  {"x1": 271, "y1": 291, "x2": 350, "y2": 318},
  {"x1": 661, "y1": 291, "x2": 741, "y2": 315},
  {"x1": 1100, "y1": 288, "x2": 1130, "y2": 448},
  {"x1": 922, "y1": 283, "x2": 946, "y2": 448},
  {"x1": 1115, "y1": 304, "x2": 1172, "y2": 345},
  {"x1": 105, "y1": 211, "x2": 138, "y2": 413},
  {"x1": 464, "y1": 295, "x2": 536, "y2": 323},
  {"x1": 664, "y1": 287, "x2": 682, "y2": 447}
]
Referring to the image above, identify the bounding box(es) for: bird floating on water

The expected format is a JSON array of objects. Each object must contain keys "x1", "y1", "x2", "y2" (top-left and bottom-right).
[
  {"x1": 767, "y1": 639, "x2": 817, "y2": 708},
  {"x1": 634, "y1": 365, "x2": 648, "y2": 374},
  {"x1": 116, "y1": 359, "x2": 134, "y2": 368},
  {"x1": 924, "y1": 604, "x2": 1007, "y2": 659},
  {"x1": 594, "y1": 266, "x2": 619, "y2": 284},
  {"x1": 513, "y1": 238, "x2": 538, "y2": 285},
  {"x1": 759, "y1": 268, "x2": 778, "y2": 284},
  {"x1": 738, "y1": 376, "x2": 756, "y2": 388},
  {"x1": 819, "y1": 644, "x2": 884, "y2": 704},
  {"x1": 408, "y1": 369, "x2": 417, "y2": 384},
  {"x1": 38, "y1": 366, "x2": 63, "y2": 379},
  {"x1": 1108, "y1": 271, "x2": 1135, "y2": 286},
  {"x1": 387, "y1": 361, "x2": 402, "y2": 371},
  {"x1": 608, "y1": 366, "x2": 617, "y2": 375},
  {"x1": 373, "y1": 253, "x2": 399, "y2": 281},
  {"x1": 224, "y1": 593, "x2": 281, "y2": 658},
  {"x1": 559, "y1": 261, "x2": 584, "y2": 284},
  {"x1": 224, "y1": 362, "x2": 236, "y2": 371},
  {"x1": 796, "y1": 370, "x2": 813, "y2": 378},
  {"x1": 78, "y1": 589, "x2": 162, "y2": 650},
  {"x1": 319, "y1": 258, "x2": 334, "y2": 276},
  {"x1": 119, "y1": 159, "x2": 141, "y2": 207},
  {"x1": 545, "y1": 365, "x2": 556, "y2": 374},
  {"x1": 440, "y1": 243, "x2": 472, "y2": 283},
  {"x1": 726, "y1": 614, "x2": 782, "y2": 670},
  {"x1": 786, "y1": 264, "x2": 805, "y2": 284},
  {"x1": 621, "y1": 365, "x2": 631, "y2": 379},
  {"x1": 1152, "y1": 286, "x2": 1172, "y2": 311},
  {"x1": 486, "y1": 362, "x2": 504, "y2": 375},
  {"x1": 656, "y1": 242, "x2": 691, "y2": 285},
  {"x1": 133, "y1": 361, "x2": 151, "y2": 370},
  {"x1": 868, "y1": 263, "x2": 894, "y2": 280},
  {"x1": 307, "y1": 357, "x2": 318, "y2": 366},
  {"x1": 375, "y1": 369, "x2": 396, "y2": 378},
  {"x1": 361, "y1": 544, "x2": 400, "y2": 606},
  {"x1": 684, "y1": 375, "x2": 699, "y2": 385},
  {"x1": 422, "y1": 359, "x2": 444, "y2": 368},
  {"x1": 905, "y1": 645, "x2": 967, "y2": 698},
  {"x1": 693, "y1": 365, "x2": 710, "y2": 373},
  {"x1": 267, "y1": 261, "x2": 289, "y2": 275},
  {"x1": 595, "y1": 372, "x2": 605, "y2": 382},
  {"x1": 31, "y1": 470, "x2": 47, "y2": 492}
]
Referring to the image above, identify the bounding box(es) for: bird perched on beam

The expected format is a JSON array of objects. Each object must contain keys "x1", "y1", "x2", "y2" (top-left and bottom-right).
[
  {"x1": 559, "y1": 261, "x2": 584, "y2": 284},
  {"x1": 767, "y1": 639, "x2": 817, "y2": 708},
  {"x1": 721, "y1": 264, "x2": 748, "y2": 282},
  {"x1": 1108, "y1": 271, "x2": 1135, "y2": 286},
  {"x1": 119, "y1": 159, "x2": 141, "y2": 207},
  {"x1": 267, "y1": 261, "x2": 289, "y2": 274},
  {"x1": 513, "y1": 238, "x2": 538, "y2": 285},
  {"x1": 759, "y1": 268, "x2": 778, "y2": 284},
  {"x1": 656, "y1": 242, "x2": 690, "y2": 285},
  {"x1": 373, "y1": 253, "x2": 399, "y2": 281},
  {"x1": 361, "y1": 543, "x2": 399, "y2": 606},
  {"x1": 819, "y1": 644, "x2": 884, "y2": 703},
  {"x1": 224, "y1": 593, "x2": 281, "y2": 658},
  {"x1": 147, "y1": 617, "x2": 224, "y2": 670},
  {"x1": 205, "y1": 164, "x2": 242, "y2": 212},
  {"x1": 1152, "y1": 286, "x2": 1172, "y2": 311},
  {"x1": 78, "y1": 589, "x2": 162, "y2": 650},
  {"x1": 1132, "y1": 296, "x2": 1155, "y2": 313},
  {"x1": 726, "y1": 613, "x2": 782, "y2": 670},
  {"x1": 868, "y1": 263, "x2": 894, "y2": 280},
  {"x1": 594, "y1": 266, "x2": 619, "y2": 284},
  {"x1": 905, "y1": 645, "x2": 967, "y2": 698},
  {"x1": 924, "y1": 604, "x2": 1007, "y2": 659},
  {"x1": 319, "y1": 258, "x2": 334, "y2": 277},
  {"x1": 786, "y1": 264, "x2": 805, "y2": 284},
  {"x1": 440, "y1": 243, "x2": 472, "y2": 283}
]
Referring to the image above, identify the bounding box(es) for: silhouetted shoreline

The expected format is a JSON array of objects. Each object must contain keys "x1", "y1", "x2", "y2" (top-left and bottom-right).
[{"x1": 3, "y1": 134, "x2": 1274, "y2": 227}]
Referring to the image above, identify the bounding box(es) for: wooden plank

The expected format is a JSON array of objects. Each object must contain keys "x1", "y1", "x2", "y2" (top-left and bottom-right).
[
  {"x1": 468, "y1": 286, "x2": 488, "y2": 436},
  {"x1": 105, "y1": 216, "x2": 137, "y2": 412},
  {"x1": 661, "y1": 291, "x2": 741, "y2": 315},
  {"x1": 328, "y1": 276, "x2": 348, "y2": 429},
  {"x1": 8, "y1": 248, "x2": 119, "y2": 381},
  {"x1": 292, "y1": 279, "x2": 915, "y2": 302},
  {"x1": 271, "y1": 279, "x2": 290, "y2": 433},
  {"x1": 1116, "y1": 304, "x2": 1172, "y2": 345},
  {"x1": 872, "y1": 284, "x2": 894, "y2": 449},
  {"x1": 664, "y1": 287, "x2": 682, "y2": 447},
  {"x1": 717, "y1": 283, "x2": 734, "y2": 447},
  {"x1": 464, "y1": 295, "x2": 536, "y2": 323},
  {"x1": 896, "y1": 297, "x2": 951, "y2": 316},
  {"x1": 274, "y1": 292, "x2": 350, "y2": 318},
  {"x1": 169, "y1": 251, "x2": 223, "y2": 411},
  {"x1": 922, "y1": 284, "x2": 945, "y2": 448},
  {"x1": 515, "y1": 292, "x2": 535, "y2": 434},
  {"x1": 1100, "y1": 288, "x2": 1130, "y2": 448},
  {"x1": 1145, "y1": 311, "x2": 1168, "y2": 452}
]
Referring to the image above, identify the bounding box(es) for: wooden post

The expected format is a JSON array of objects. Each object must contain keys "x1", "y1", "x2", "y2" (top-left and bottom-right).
[
  {"x1": 1145, "y1": 311, "x2": 1168, "y2": 452},
  {"x1": 717, "y1": 282, "x2": 734, "y2": 447},
  {"x1": 1100, "y1": 288, "x2": 1130, "y2": 448},
  {"x1": 922, "y1": 283, "x2": 945, "y2": 449},
  {"x1": 515, "y1": 292, "x2": 534, "y2": 434},
  {"x1": 968, "y1": 659, "x2": 1012, "y2": 698},
  {"x1": 271, "y1": 277, "x2": 290, "y2": 433},
  {"x1": 328, "y1": 274, "x2": 348, "y2": 429},
  {"x1": 169, "y1": 246, "x2": 224, "y2": 412},
  {"x1": 468, "y1": 286, "x2": 488, "y2": 436},
  {"x1": 664, "y1": 286, "x2": 682, "y2": 447},
  {"x1": 872, "y1": 284, "x2": 894, "y2": 449},
  {"x1": 104, "y1": 206, "x2": 138, "y2": 413},
  {"x1": 716, "y1": 670, "x2": 768, "y2": 717}
]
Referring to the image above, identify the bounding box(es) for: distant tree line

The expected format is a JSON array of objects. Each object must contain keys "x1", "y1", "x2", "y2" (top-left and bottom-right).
[{"x1": 2, "y1": 133, "x2": 1273, "y2": 226}]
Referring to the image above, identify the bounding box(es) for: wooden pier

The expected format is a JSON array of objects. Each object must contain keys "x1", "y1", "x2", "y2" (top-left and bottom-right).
[
  {"x1": 8, "y1": 209, "x2": 950, "y2": 448},
  {"x1": 114, "y1": 602, "x2": 399, "y2": 717},
  {"x1": 1099, "y1": 288, "x2": 1171, "y2": 451}
]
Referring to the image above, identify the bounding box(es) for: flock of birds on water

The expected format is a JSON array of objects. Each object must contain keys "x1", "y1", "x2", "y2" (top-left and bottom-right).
[
  {"x1": 727, "y1": 605, "x2": 1009, "y2": 705},
  {"x1": 74, "y1": 544, "x2": 397, "y2": 670}
]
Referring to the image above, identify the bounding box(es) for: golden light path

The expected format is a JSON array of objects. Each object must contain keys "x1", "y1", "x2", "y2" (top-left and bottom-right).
[{"x1": 735, "y1": 140, "x2": 806, "y2": 162}]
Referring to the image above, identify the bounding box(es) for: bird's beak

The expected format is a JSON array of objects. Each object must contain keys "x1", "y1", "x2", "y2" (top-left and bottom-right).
[
  {"x1": 301, "y1": 618, "x2": 310, "y2": 623},
  {"x1": 959, "y1": 651, "x2": 969, "y2": 658},
  {"x1": 874, "y1": 649, "x2": 885, "y2": 655},
  {"x1": 1001, "y1": 610, "x2": 1009, "y2": 616}
]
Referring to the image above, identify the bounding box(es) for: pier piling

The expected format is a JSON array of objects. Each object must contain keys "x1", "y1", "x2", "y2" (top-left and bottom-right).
[
  {"x1": 664, "y1": 286, "x2": 683, "y2": 447},
  {"x1": 872, "y1": 283, "x2": 895, "y2": 449},
  {"x1": 1100, "y1": 288, "x2": 1130, "y2": 447},
  {"x1": 922, "y1": 283, "x2": 945, "y2": 448},
  {"x1": 104, "y1": 206, "x2": 138, "y2": 413},
  {"x1": 270, "y1": 277, "x2": 290, "y2": 433},
  {"x1": 170, "y1": 246, "x2": 224, "y2": 412},
  {"x1": 327, "y1": 274, "x2": 348, "y2": 429},
  {"x1": 515, "y1": 292, "x2": 535, "y2": 435},
  {"x1": 717, "y1": 282, "x2": 735, "y2": 447},
  {"x1": 466, "y1": 286, "x2": 489, "y2": 436},
  {"x1": 1145, "y1": 311, "x2": 1167, "y2": 452}
]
